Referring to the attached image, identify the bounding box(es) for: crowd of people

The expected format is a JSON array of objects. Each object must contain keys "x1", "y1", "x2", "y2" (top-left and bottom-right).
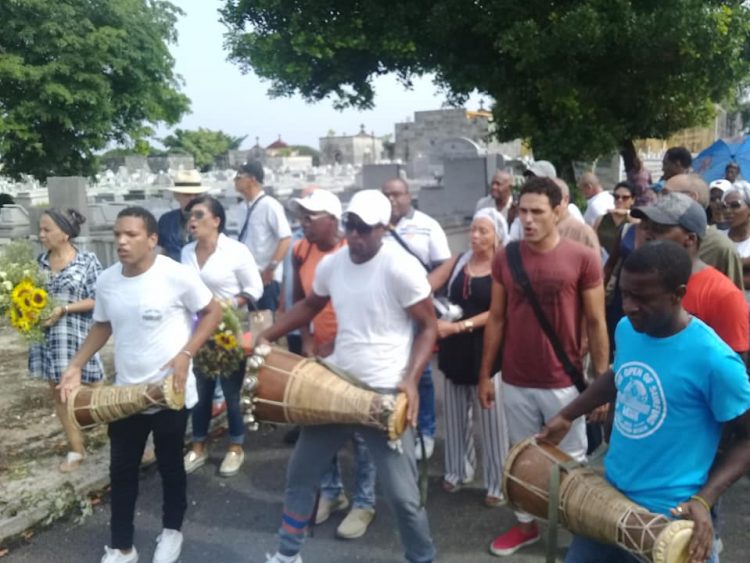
[{"x1": 24, "y1": 150, "x2": 750, "y2": 563}]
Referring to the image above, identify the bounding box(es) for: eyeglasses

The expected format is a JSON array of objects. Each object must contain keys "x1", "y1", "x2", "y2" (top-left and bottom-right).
[
  {"x1": 613, "y1": 194, "x2": 632, "y2": 201},
  {"x1": 343, "y1": 218, "x2": 373, "y2": 235},
  {"x1": 300, "y1": 212, "x2": 329, "y2": 223},
  {"x1": 724, "y1": 201, "x2": 745, "y2": 210},
  {"x1": 189, "y1": 210, "x2": 206, "y2": 220}
]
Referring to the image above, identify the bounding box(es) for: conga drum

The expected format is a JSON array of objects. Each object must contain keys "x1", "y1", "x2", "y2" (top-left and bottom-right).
[
  {"x1": 503, "y1": 438, "x2": 693, "y2": 563},
  {"x1": 67, "y1": 375, "x2": 185, "y2": 430},
  {"x1": 242, "y1": 345, "x2": 409, "y2": 440}
]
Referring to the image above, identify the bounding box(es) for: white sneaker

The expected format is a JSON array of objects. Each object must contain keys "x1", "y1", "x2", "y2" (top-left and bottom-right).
[
  {"x1": 152, "y1": 529, "x2": 183, "y2": 563},
  {"x1": 265, "y1": 553, "x2": 303, "y2": 563},
  {"x1": 415, "y1": 436, "x2": 435, "y2": 460},
  {"x1": 101, "y1": 546, "x2": 138, "y2": 563}
]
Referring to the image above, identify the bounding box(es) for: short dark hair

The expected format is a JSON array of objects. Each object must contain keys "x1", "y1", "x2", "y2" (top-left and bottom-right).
[
  {"x1": 622, "y1": 240, "x2": 691, "y2": 292},
  {"x1": 664, "y1": 147, "x2": 692, "y2": 169},
  {"x1": 238, "y1": 160, "x2": 264, "y2": 184},
  {"x1": 726, "y1": 162, "x2": 740, "y2": 171},
  {"x1": 520, "y1": 176, "x2": 562, "y2": 208},
  {"x1": 613, "y1": 180, "x2": 636, "y2": 197},
  {"x1": 116, "y1": 206, "x2": 158, "y2": 236},
  {"x1": 186, "y1": 195, "x2": 226, "y2": 233}
]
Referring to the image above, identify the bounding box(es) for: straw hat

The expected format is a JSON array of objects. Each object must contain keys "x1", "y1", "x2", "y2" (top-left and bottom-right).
[{"x1": 168, "y1": 170, "x2": 207, "y2": 194}]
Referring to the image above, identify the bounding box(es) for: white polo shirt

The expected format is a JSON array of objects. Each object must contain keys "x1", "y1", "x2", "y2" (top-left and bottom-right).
[
  {"x1": 583, "y1": 191, "x2": 615, "y2": 227},
  {"x1": 93, "y1": 255, "x2": 213, "y2": 408},
  {"x1": 181, "y1": 233, "x2": 264, "y2": 302},
  {"x1": 238, "y1": 190, "x2": 292, "y2": 283},
  {"x1": 385, "y1": 208, "x2": 451, "y2": 268}
]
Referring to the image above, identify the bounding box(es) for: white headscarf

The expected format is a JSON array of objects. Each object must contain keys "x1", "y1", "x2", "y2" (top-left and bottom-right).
[{"x1": 448, "y1": 208, "x2": 508, "y2": 289}]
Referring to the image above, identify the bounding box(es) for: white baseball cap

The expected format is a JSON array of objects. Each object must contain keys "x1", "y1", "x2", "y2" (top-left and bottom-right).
[
  {"x1": 344, "y1": 189, "x2": 392, "y2": 226},
  {"x1": 288, "y1": 189, "x2": 342, "y2": 220},
  {"x1": 524, "y1": 160, "x2": 557, "y2": 179},
  {"x1": 709, "y1": 179, "x2": 732, "y2": 194}
]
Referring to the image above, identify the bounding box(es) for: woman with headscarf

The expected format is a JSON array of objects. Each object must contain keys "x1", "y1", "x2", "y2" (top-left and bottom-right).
[
  {"x1": 429, "y1": 208, "x2": 509, "y2": 507},
  {"x1": 30, "y1": 208, "x2": 104, "y2": 472},
  {"x1": 723, "y1": 182, "x2": 750, "y2": 302}
]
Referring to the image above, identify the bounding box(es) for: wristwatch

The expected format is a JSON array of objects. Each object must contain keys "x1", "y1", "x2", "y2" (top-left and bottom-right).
[
  {"x1": 461, "y1": 320, "x2": 474, "y2": 333},
  {"x1": 268, "y1": 260, "x2": 280, "y2": 270}
]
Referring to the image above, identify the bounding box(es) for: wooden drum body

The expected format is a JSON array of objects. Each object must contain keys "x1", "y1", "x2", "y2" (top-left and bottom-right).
[
  {"x1": 243, "y1": 346, "x2": 408, "y2": 440},
  {"x1": 67, "y1": 375, "x2": 185, "y2": 430},
  {"x1": 502, "y1": 438, "x2": 693, "y2": 563}
]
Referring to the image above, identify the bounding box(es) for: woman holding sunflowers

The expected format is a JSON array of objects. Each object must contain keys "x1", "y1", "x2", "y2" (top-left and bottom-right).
[
  {"x1": 181, "y1": 195, "x2": 263, "y2": 477},
  {"x1": 29, "y1": 208, "x2": 104, "y2": 472}
]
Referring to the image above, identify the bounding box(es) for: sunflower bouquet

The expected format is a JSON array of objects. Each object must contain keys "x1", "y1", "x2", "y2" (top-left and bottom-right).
[
  {"x1": 193, "y1": 302, "x2": 244, "y2": 378},
  {"x1": 0, "y1": 241, "x2": 55, "y2": 342}
]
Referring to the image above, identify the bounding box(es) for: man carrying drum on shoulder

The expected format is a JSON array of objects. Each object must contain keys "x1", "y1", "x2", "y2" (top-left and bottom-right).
[
  {"x1": 261, "y1": 189, "x2": 437, "y2": 563},
  {"x1": 57, "y1": 207, "x2": 221, "y2": 563},
  {"x1": 538, "y1": 241, "x2": 750, "y2": 563}
]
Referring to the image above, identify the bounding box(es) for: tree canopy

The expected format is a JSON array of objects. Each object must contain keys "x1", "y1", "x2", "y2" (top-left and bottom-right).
[
  {"x1": 0, "y1": 0, "x2": 189, "y2": 180},
  {"x1": 221, "y1": 0, "x2": 750, "y2": 168},
  {"x1": 161, "y1": 128, "x2": 247, "y2": 170}
]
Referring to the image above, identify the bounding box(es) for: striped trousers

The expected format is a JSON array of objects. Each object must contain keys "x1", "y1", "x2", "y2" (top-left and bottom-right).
[{"x1": 442, "y1": 374, "x2": 508, "y2": 498}]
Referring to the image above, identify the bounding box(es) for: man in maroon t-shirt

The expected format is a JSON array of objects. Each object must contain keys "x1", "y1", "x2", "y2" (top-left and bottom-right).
[{"x1": 479, "y1": 177, "x2": 609, "y2": 557}]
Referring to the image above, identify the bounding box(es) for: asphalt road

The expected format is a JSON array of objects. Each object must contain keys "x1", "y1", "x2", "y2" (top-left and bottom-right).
[{"x1": 5, "y1": 368, "x2": 750, "y2": 563}]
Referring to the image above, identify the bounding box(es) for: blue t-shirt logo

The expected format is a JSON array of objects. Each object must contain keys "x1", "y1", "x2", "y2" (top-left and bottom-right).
[{"x1": 614, "y1": 361, "x2": 667, "y2": 439}]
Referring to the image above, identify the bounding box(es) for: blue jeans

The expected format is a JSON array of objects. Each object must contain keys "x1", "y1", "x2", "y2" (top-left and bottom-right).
[
  {"x1": 565, "y1": 534, "x2": 719, "y2": 563},
  {"x1": 257, "y1": 280, "x2": 281, "y2": 312},
  {"x1": 417, "y1": 363, "x2": 435, "y2": 438},
  {"x1": 192, "y1": 361, "x2": 246, "y2": 445},
  {"x1": 319, "y1": 432, "x2": 376, "y2": 509},
  {"x1": 278, "y1": 425, "x2": 434, "y2": 563}
]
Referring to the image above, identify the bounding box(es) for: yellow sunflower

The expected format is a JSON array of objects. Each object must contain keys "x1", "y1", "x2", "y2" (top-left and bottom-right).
[
  {"x1": 9, "y1": 306, "x2": 32, "y2": 333},
  {"x1": 214, "y1": 331, "x2": 238, "y2": 351},
  {"x1": 30, "y1": 288, "x2": 47, "y2": 309},
  {"x1": 11, "y1": 279, "x2": 35, "y2": 311}
]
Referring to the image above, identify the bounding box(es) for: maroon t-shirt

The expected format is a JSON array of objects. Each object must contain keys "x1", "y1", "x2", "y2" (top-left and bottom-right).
[{"x1": 492, "y1": 238, "x2": 602, "y2": 389}]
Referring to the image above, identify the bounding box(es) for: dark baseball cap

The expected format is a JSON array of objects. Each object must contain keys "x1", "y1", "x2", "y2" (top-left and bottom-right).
[{"x1": 631, "y1": 192, "x2": 707, "y2": 239}]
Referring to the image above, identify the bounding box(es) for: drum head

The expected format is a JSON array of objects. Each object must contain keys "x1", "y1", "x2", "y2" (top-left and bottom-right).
[
  {"x1": 388, "y1": 393, "x2": 409, "y2": 440},
  {"x1": 652, "y1": 520, "x2": 693, "y2": 563}
]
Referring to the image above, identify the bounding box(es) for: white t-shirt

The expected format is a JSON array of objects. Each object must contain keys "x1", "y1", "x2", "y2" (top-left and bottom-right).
[
  {"x1": 93, "y1": 255, "x2": 213, "y2": 408},
  {"x1": 312, "y1": 243, "x2": 431, "y2": 389},
  {"x1": 475, "y1": 195, "x2": 513, "y2": 220},
  {"x1": 583, "y1": 191, "x2": 615, "y2": 227},
  {"x1": 181, "y1": 233, "x2": 263, "y2": 301},
  {"x1": 385, "y1": 209, "x2": 451, "y2": 268},
  {"x1": 238, "y1": 190, "x2": 292, "y2": 282}
]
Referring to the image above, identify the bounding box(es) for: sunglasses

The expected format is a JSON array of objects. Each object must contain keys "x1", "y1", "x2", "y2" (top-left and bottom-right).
[
  {"x1": 343, "y1": 218, "x2": 373, "y2": 235},
  {"x1": 613, "y1": 194, "x2": 632, "y2": 201},
  {"x1": 724, "y1": 201, "x2": 745, "y2": 210},
  {"x1": 189, "y1": 210, "x2": 206, "y2": 220}
]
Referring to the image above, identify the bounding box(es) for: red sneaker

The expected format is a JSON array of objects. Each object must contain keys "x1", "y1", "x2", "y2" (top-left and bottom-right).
[{"x1": 489, "y1": 523, "x2": 540, "y2": 556}]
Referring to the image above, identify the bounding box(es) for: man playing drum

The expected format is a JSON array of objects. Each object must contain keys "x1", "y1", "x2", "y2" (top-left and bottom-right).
[
  {"x1": 261, "y1": 189, "x2": 437, "y2": 563},
  {"x1": 58, "y1": 207, "x2": 221, "y2": 563},
  {"x1": 538, "y1": 241, "x2": 750, "y2": 563}
]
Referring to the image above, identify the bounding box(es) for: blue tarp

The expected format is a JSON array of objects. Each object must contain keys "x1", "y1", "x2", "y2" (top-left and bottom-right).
[{"x1": 692, "y1": 136, "x2": 750, "y2": 182}]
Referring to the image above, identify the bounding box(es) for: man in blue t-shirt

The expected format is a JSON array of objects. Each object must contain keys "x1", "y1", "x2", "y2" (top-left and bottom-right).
[{"x1": 538, "y1": 240, "x2": 750, "y2": 563}]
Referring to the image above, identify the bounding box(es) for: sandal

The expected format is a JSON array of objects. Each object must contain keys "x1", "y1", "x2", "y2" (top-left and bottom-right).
[
  {"x1": 484, "y1": 494, "x2": 507, "y2": 508},
  {"x1": 442, "y1": 479, "x2": 462, "y2": 493},
  {"x1": 59, "y1": 452, "x2": 84, "y2": 473}
]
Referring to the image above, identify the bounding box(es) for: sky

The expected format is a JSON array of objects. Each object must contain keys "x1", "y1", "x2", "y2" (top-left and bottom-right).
[{"x1": 159, "y1": 1, "x2": 485, "y2": 150}]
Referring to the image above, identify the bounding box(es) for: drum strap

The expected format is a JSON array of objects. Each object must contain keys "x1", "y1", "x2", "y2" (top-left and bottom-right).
[
  {"x1": 546, "y1": 458, "x2": 580, "y2": 563},
  {"x1": 417, "y1": 427, "x2": 429, "y2": 507}
]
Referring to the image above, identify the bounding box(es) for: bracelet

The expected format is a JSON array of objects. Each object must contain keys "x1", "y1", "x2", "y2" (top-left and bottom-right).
[
  {"x1": 179, "y1": 349, "x2": 193, "y2": 359},
  {"x1": 690, "y1": 495, "x2": 712, "y2": 514},
  {"x1": 63, "y1": 305, "x2": 69, "y2": 315}
]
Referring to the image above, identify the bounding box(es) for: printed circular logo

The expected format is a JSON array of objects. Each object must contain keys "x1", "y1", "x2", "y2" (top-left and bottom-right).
[{"x1": 614, "y1": 361, "x2": 667, "y2": 439}]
